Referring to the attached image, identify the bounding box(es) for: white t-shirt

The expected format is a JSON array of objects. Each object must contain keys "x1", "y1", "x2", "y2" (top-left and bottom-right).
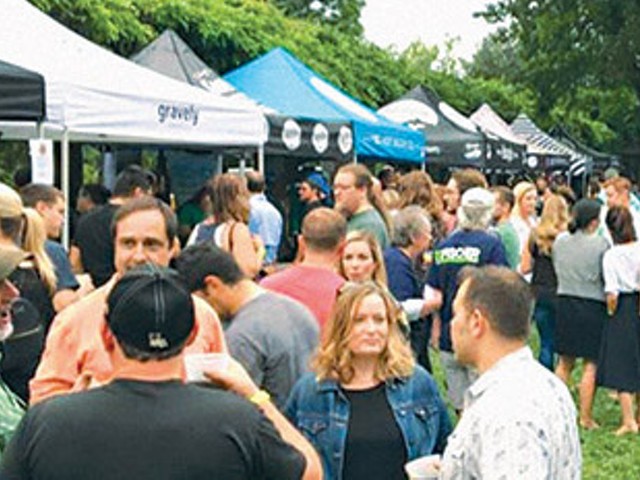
[{"x1": 602, "y1": 242, "x2": 640, "y2": 293}]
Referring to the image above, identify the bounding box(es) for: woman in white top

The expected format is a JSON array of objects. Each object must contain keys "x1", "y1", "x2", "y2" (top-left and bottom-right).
[
  {"x1": 511, "y1": 181, "x2": 538, "y2": 272},
  {"x1": 597, "y1": 206, "x2": 640, "y2": 435}
]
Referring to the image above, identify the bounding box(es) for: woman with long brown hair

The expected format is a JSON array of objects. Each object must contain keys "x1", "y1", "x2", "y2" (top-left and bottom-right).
[
  {"x1": 187, "y1": 173, "x2": 263, "y2": 278},
  {"x1": 396, "y1": 170, "x2": 445, "y2": 242},
  {"x1": 285, "y1": 281, "x2": 450, "y2": 480},
  {"x1": 338, "y1": 230, "x2": 387, "y2": 285}
]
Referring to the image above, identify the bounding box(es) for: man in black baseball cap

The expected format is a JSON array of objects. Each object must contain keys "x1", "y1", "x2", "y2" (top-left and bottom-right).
[{"x1": 1, "y1": 264, "x2": 322, "y2": 480}]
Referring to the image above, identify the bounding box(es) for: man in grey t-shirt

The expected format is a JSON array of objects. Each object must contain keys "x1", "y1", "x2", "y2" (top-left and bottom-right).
[{"x1": 176, "y1": 243, "x2": 319, "y2": 408}]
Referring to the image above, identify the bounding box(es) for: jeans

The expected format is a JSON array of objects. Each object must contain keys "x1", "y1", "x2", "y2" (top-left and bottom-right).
[{"x1": 534, "y1": 295, "x2": 556, "y2": 370}]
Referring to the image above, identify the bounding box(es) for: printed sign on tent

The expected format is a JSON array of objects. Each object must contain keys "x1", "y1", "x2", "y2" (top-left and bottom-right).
[{"x1": 29, "y1": 139, "x2": 54, "y2": 185}]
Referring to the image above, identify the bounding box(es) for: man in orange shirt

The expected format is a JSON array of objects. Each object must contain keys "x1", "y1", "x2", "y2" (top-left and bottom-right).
[{"x1": 29, "y1": 197, "x2": 226, "y2": 404}]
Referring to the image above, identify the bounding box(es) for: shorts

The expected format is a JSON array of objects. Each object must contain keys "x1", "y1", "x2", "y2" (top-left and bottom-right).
[{"x1": 440, "y1": 350, "x2": 478, "y2": 410}]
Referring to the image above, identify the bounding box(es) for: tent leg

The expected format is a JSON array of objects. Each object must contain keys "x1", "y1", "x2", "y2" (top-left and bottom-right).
[
  {"x1": 215, "y1": 153, "x2": 224, "y2": 175},
  {"x1": 61, "y1": 129, "x2": 70, "y2": 250},
  {"x1": 353, "y1": 153, "x2": 358, "y2": 164},
  {"x1": 103, "y1": 147, "x2": 117, "y2": 191},
  {"x1": 258, "y1": 145, "x2": 265, "y2": 174}
]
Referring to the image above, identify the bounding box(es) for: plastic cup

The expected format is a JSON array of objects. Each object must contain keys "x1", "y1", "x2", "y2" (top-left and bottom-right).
[
  {"x1": 184, "y1": 353, "x2": 229, "y2": 382},
  {"x1": 404, "y1": 454, "x2": 441, "y2": 480}
]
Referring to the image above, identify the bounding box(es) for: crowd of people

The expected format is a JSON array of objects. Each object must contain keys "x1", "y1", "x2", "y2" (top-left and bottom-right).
[{"x1": 0, "y1": 160, "x2": 638, "y2": 478}]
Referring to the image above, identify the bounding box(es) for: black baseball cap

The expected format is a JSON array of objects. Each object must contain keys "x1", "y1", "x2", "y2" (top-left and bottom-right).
[{"x1": 106, "y1": 264, "x2": 195, "y2": 353}]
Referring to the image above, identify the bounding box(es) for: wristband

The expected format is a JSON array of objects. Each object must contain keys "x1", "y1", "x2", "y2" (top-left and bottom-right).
[{"x1": 248, "y1": 389, "x2": 271, "y2": 407}]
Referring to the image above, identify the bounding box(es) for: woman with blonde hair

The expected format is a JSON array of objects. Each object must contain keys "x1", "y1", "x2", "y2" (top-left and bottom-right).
[
  {"x1": 521, "y1": 194, "x2": 569, "y2": 370},
  {"x1": 511, "y1": 181, "x2": 538, "y2": 269},
  {"x1": 285, "y1": 281, "x2": 451, "y2": 480},
  {"x1": 339, "y1": 230, "x2": 387, "y2": 285},
  {"x1": 188, "y1": 173, "x2": 263, "y2": 278}
]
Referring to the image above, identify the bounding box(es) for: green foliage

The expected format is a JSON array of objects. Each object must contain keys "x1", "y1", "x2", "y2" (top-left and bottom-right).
[
  {"x1": 31, "y1": 0, "x2": 155, "y2": 56},
  {"x1": 478, "y1": 0, "x2": 640, "y2": 157},
  {"x1": 2, "y1": 1, "x2": 629, "y2": 183},
  {"x1": 0, "y1": 142, "x2": 29, "y2": 186},
  {"x1": 270, "y1": 0, "x2": 365, "y2": 36}
]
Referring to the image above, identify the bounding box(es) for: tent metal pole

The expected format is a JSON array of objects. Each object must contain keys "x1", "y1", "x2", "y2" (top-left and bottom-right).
[
  {"x1": 61, "y1": 128, "x2": 70, "y2": 250},
  {"x1": 37, "y1": 122, "x2": 44, "y2": 139},
  {"x1": 353, "y1": 152, "x2": 358, "y2": 164},
  {"x1": 258, "y1": 145, "x2": 265, "y2": 173},
  {"x1": 215, "y1": 153, "x2": 223, "y2": 175}
]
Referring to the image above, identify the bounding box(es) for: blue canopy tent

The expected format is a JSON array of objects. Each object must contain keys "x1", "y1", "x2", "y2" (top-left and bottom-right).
[{"x1": 225, "y1": 47, "x2": 424, "y2": 164}]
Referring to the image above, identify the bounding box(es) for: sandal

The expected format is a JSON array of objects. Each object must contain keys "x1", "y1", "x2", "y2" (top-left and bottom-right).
[{"x1": 614, "y1": 424, "x2": 638, "y2": 436}]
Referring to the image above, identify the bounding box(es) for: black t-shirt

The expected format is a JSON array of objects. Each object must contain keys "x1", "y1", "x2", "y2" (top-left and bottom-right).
[
  {"x1": 73, "y1": 203, "x2": 119, "y2": 287},
  {"x1": 0, "y1": 298, "x2": 44, "y2": 403},
  {"x1": 9, "y1": 265, "x2": 54, "y2": 330},
  {"x1": 1, "y1": 380, "x2": 305, "y2": 480},
  {"x1": 342, "y1": 383, "x2": 407, "y2": 480},
  {"x1": 530, "y1": 241, "x2": 558, "y2": 298}
]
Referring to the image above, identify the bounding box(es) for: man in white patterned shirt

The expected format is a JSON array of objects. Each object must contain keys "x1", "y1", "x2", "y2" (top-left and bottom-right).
[{"x1": 440, "y1": 266, "x2": 581, "y2": 480}]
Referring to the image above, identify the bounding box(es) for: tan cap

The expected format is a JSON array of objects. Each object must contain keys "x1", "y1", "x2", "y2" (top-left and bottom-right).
[
  {"x1": 0, "y1": 183, "x2": 23, "y2": 218},
  {"x1": 0, "y1": 245, "x2": 26, "y2": 281}
]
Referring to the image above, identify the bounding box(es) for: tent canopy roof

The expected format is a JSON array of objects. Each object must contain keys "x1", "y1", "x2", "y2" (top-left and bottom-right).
[
  {"x1": 132, "y1": 31, "x2": 353, "y2": 159},
  {"x1": 0, "y1": 60, "x2": 45, "y2": 121},
  {"x1": 510, "y1": 114, "x2": 574, "y2": 157},
  {"x1": 550, "y1": 125, "x2": 618, "y2": 162},
  {"x1": 378, "y1": 85, "x2": 487, "y2": 167},
  {"x1": 379, "y1": 85, "x2": 485, "y2": 144},
  {"x1": 131, "y1": 29, "x2": 219, "y2": 88},
  {"x1": 470, "y1": 104, "x2": 526, "y2": 147},
  {"x1": 224, "y1": 47, "x2": 424, "y2": 163},
  {"x1": 0, "y1": 0, "x2": 267, "y2": 146}
]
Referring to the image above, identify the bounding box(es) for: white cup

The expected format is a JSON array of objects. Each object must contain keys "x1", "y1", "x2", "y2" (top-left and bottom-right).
[
  {"x1": 404, "y1": 454, "x2": 441, "y2": 480},
  {"x1": 184, "y1": 353, "x2": 229, "y2": 382}
]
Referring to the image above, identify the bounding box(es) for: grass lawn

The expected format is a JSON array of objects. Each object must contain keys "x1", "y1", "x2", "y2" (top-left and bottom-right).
[{"x1": 428, "y1": 330, "x2": 640, "y2": 480}]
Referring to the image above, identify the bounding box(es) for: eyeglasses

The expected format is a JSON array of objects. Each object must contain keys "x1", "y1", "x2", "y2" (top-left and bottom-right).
[{"x1": 333, "y1": 183, "x2": 355, "y2": 192}]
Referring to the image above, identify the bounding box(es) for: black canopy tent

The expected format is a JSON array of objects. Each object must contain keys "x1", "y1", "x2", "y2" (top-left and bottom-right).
[
  {"x1": 131, "y1": 30, "x2": 351, "y2": 160},
  {"x1": 378, "y1": 85, "x2": 488, "y2": 168},
  {"x1": 0, "y1": 59, "x2": 45, "y2": 121},
  {"x1": 550, "y1": 125, "x2": 620, "y2": 173}
]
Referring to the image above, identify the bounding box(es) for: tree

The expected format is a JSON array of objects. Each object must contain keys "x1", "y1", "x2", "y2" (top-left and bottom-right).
[
  {"x1": 464, "y1": 32, "x2": 523, "y2": 85},
  {"x1": 270, "y1": 0, "x2": 365, "y2": 35},
  {"x1": 477, "y1": 0, "x2": 640, "y2": 158}
]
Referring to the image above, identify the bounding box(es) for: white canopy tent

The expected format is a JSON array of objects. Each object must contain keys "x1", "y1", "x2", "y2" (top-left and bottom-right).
[
  {"x1": 0, "y1": 0, "x2": 267, "y2": 144},
  {"x1": 0, "y1": 0, "x2": 268, "y2": 242}
]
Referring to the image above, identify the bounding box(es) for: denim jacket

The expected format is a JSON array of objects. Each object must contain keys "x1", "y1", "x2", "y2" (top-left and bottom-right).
[{"x1": 284, "y1": 366, "x2": 452, "y2": 480}]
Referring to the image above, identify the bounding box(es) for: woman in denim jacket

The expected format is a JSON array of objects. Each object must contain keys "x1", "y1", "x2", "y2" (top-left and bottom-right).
[{"x1": 285, "y1": 282, "x2": 451, "y2": 480}]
